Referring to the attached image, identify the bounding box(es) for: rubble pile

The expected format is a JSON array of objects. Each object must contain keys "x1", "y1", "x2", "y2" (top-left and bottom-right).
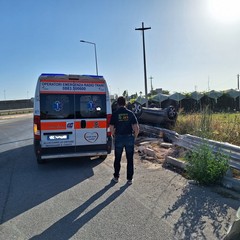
[{"x1": 135, "y1": 136, "x2": 188, "y2": 165}]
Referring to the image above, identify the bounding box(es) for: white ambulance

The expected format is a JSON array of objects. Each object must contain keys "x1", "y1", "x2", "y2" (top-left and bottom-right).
[{"x1": 33, "y1": 73, "x2": 112, "y2": 164}]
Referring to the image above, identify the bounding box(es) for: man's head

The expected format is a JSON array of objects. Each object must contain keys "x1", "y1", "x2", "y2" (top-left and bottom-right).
[{"x1": 117, "y1": 96, "x2": 126, "y2": 107}]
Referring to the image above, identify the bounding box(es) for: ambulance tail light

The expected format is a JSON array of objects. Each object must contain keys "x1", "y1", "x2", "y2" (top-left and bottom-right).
[
  {"x1": 34, "y1": 115, "x2": 41, "y2": 140},
  {"x1": 107, "y1": 114, "x2": 112, "y2": 137}
]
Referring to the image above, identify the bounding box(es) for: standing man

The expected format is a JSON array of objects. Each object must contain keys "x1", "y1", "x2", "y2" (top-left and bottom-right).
[{"x1": 110, "y1": 96, "x2": 139, "y2": 184}]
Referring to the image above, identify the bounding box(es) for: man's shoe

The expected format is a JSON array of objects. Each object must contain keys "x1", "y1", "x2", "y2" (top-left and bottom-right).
[
  {"x1": 127, "y1": 179, "x2": 133, "y2": 185},
  {"x1": 112, "y1": 177, "x2": 119, "y2": 183}
]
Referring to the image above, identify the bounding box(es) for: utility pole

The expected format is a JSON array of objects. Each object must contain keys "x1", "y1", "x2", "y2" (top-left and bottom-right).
[
  {"x1": 135, "y1": 22, "x2": 151, "y2": 107},
  {"x1": 237, "y1": 74, "x2": 239, "y2": 90},
  {"x1": 149, "y1": 76, "x2": 154, "y2": 93},
  {"x1": 208, "y1": 76, "x2": 210, "y2": 91},
  {"x1": 238, "y1": 74, "x2": 240, "y2": 111}
]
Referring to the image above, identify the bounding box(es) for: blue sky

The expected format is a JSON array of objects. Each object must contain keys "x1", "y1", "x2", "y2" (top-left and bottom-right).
[{"x1": 1, "y1": 0, "x2": 240, "y2": 100}]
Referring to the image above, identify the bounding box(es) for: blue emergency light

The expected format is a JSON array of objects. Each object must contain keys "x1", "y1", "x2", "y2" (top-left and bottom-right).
[{"x1": 40, "y1": 73, "x2": 66, "y2": 77}]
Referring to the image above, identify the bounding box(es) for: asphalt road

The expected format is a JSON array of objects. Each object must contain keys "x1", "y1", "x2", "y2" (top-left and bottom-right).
[{"x1": 0, "y1": 114, "x2": 239, "y2": 240}]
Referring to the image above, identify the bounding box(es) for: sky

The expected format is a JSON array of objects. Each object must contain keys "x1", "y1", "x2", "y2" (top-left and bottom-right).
[{"x1": 1, "y1": 0, "x2": 240, "y2": 100}]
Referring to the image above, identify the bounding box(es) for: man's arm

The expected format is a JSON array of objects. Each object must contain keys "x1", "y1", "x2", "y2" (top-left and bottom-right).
[
  {"x1": 132, "y1": 123, "x2": 139, "y2": 138},
  {"x1": 110, "y1": 124, "x2": 115, "y2": 137}
]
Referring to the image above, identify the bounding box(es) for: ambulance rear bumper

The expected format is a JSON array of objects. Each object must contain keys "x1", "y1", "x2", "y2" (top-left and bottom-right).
[
  {"x1": 41, "y1": 151, "x2": 109, "y2": 159},
  {"x1": 34, "y1": 137, "x2": 112, "y2": 160}
]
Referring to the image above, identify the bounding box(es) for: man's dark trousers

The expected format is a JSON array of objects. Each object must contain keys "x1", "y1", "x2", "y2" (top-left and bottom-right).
[{"x1": 113, "y1": 135, "x2": 135, "y2": 180}]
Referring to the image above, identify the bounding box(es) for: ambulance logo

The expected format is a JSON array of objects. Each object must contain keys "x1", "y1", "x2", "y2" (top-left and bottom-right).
[
  {"x1": 53, "y1": 101, "x2": 63, "y2": 112},
  {"x1": 67, "y1": 122, "x2": 74, "y2": 128},
  {"x1": 84, "y1": 132, "x2": 99, "y2": 143}
]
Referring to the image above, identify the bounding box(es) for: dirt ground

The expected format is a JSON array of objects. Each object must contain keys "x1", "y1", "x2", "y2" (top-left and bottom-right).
[{"x1": 135, "y1": 135, "x2": 187, "y2": 166}]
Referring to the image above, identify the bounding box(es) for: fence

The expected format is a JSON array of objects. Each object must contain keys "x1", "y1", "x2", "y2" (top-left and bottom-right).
[{"x1": 0, "y1": 108, "x2": 33, "y2": 116}]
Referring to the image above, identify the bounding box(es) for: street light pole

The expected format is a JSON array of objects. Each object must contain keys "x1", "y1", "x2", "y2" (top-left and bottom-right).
[
  {"x1": 80, "y1": 40, "x2": 98, "y2": 75},
  {"x1": 135, "y1": 22, "x2": 151, "y2": 107}
]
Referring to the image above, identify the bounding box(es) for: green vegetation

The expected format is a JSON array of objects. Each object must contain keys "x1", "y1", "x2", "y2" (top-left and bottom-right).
[
  {"x1": 174, "y1": 109, "x2": 240, "y2": 146},
  {"x1": 174, "y1": 107, "x2": 232, "y2": 185},
  {"x1": 185, "y1": 143, "x2": 229, "y2": 185}
]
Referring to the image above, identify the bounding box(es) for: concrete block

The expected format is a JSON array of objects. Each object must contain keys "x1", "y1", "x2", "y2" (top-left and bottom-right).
[
  {"x1": 145, "y1": 148, "x2": 156, "y2": 158},
  {"x1": 165, "y1": 156, "x2": 186, "y2": 169},
  {"x1": 139, "y1": 141, "x2": 150, "y2": 146},
  {"x1": 160, "y1": 142, "x2": 173, "y2": 149},
  {"x1": 138, "y1": 145, "x2": 146, "y2": 153}
]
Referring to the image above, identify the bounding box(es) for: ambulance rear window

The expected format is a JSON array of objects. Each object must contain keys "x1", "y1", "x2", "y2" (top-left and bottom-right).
[
  {"x1": 40, "y1": 94, "x2": 74, "y2": 119},
  {"x1": 76, "y1": 94, "x2": 106, "y2": 118}
]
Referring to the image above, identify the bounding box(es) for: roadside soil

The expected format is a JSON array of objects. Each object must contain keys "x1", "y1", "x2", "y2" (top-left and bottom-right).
[{"x1": 135, "y1": 135, "x2": 187, "y2": 165}]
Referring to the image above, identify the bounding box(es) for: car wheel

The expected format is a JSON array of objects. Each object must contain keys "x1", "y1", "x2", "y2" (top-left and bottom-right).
[
  {"x1": 167, "y1": 106, "x2": 177, "y2": 120},
  {"x1": 131, "y1": 101, "x2": 143, "y2": 118}
]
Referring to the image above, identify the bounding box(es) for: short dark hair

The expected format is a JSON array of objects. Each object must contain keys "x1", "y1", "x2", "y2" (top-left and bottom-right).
[{"x1": 117, "y1": 96, "x2": 126, "y2": 106}]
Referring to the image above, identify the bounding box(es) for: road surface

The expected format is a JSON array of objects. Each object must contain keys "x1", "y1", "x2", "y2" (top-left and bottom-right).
[{"x1": 0, "y1": 114, "x2": 239, "y2": 240}]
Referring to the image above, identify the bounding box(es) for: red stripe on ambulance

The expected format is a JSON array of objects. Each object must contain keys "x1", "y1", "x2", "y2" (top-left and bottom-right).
[{"x1": 41, "y1": 122, "x2": 66, "y2": 130}]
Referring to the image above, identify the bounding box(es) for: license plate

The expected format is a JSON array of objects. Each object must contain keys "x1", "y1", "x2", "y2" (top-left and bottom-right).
[{"x1": 47, "y1": 135, "x2": 69, "y2": 140}]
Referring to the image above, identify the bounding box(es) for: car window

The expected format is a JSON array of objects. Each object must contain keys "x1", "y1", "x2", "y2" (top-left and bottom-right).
[
  {"x1": 75, "y1": 94, "x2": 106, "y2": 118},
  {"x1": 40, "y1": 94, "x2": 74, "y2": 119}
]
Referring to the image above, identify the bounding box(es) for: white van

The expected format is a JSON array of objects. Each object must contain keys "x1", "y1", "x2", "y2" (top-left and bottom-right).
[{"x1": 33, "y1": 73, "x2": 112, "y2": 164}]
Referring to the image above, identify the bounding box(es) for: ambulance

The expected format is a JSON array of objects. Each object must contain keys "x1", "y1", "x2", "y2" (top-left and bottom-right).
[{"x1": 33, "y1": 73, "x2": 112, "y2": 164}]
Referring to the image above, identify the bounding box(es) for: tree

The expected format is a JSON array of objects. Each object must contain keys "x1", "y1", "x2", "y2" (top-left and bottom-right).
[
  {"x1": 122, "y1": 90, "x2": 128, "y2": 98},
  {"x1": 162, "y1": 90, "x2": 170, "y2": 95}
]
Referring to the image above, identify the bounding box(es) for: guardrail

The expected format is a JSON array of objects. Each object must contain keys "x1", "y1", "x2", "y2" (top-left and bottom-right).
[
  {"x1": 0, "y1": 108, "x2": 33, "y2": 116},
  {"x1": 139, "y1": 124, "x2": 240, "y2": 172},
  {"x1": 175, "y1": 134, "x2": 240, "y2": 171}
]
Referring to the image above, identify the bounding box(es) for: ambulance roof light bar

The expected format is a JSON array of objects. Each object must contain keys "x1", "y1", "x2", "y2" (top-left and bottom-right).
[
  {"x1": 82, "y1": 75, "x2": 103, "y2": 78},
  {"x1": 40, "y1": 73, "x2": 67, "y2": 78}
]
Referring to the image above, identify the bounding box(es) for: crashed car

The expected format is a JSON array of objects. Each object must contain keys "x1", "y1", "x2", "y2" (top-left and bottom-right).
[{"x1": 112, "y1": 101, "x2": 177, "y2": 129}]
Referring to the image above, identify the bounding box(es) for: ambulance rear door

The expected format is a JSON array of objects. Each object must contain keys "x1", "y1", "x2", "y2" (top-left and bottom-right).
[
  {"x1": 39, "y1": 78, "x2": 76, "y2": 152},
  {"x1": 74, "y1": 79, "x2": 108, "y2": 152}
]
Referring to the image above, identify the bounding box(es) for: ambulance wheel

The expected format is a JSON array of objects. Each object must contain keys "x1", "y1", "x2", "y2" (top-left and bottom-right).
[
  {"x1": 37, "y1": 156, "x2": 45, "y2": 164},
  {"x1": 99, "y1": 155, "x2": 107, "y2": 160}
]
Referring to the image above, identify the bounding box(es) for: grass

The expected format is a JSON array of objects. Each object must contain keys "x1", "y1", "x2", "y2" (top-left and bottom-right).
[
  {"x1": 174, "y1": 110, "x2": 240, "y2": 146},
  {"x1": 173, "y1": 109, "x2": 240, "y2": 180}
]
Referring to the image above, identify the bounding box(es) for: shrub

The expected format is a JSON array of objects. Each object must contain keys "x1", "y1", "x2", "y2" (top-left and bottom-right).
[{"x1": 185, "y1": 143, "x2": 229, "y2": 185}]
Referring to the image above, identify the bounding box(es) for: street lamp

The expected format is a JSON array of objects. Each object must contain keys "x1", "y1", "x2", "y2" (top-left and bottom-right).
[{"x1": 80, "y1": 40, "x2": 98, "y2": 76}]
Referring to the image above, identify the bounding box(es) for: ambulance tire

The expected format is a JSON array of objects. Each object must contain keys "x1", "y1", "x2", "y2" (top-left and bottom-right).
[
  {"x1": 37, "y1": 156, "x2": 46, "y2": 164},
  {"x1": 99, "y1": 155, "x2": 107, "y2": 160}
]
